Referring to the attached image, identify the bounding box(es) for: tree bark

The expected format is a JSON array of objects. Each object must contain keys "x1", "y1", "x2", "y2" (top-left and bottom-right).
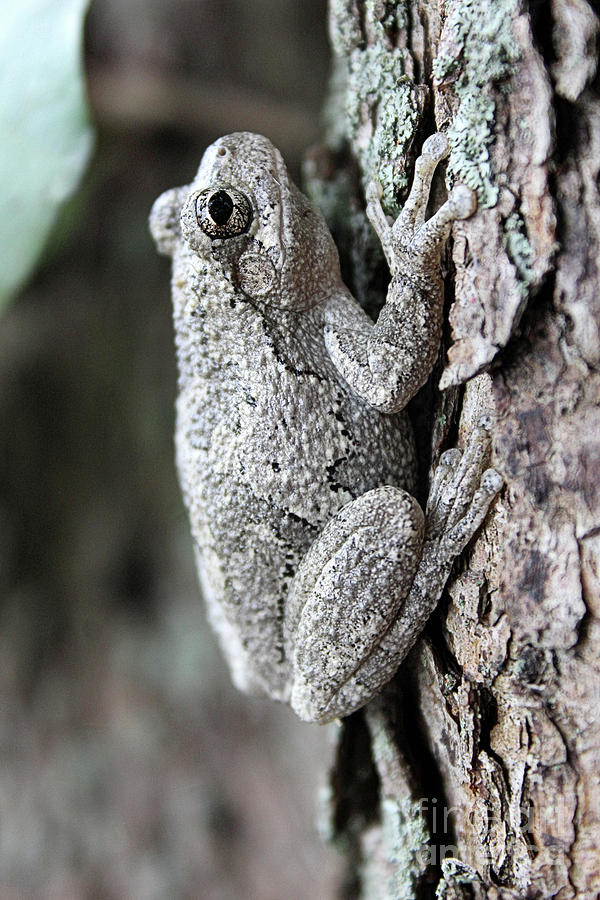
[{"x1": 313, "y1": 2, "x2": 600, "y2": 897}]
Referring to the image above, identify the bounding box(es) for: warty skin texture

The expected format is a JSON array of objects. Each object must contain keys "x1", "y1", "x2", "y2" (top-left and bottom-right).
[{"x1": 150, "y1": 132, "x2": 501, "y2": 723}]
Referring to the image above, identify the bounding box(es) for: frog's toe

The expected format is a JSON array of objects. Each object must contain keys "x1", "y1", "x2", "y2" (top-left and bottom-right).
[
  {"x1": 440, "y1": 467, "x2": 502, "y2": 556},
  {"x1": 421, "y1": 132, "x2": 449, "y2": 161}
]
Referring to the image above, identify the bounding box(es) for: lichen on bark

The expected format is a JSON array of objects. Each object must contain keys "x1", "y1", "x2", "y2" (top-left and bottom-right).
[
  {"x1": 433, "y1": 0, "x2": 521, "y2": 207},
  {"x1": 328, "y1": 0, "x2": 424, "y2": 214}
]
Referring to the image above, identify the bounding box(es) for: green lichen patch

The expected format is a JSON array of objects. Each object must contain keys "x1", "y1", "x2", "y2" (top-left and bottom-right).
[
  {"x1": 345, "y1": 46, "x2": 420, "y2": 216},
  {"x1": 350, "y1": 50, "x2": 418, "y2": 207},
  {"x1": 328, "y1": 0, "x2": 365, "y2": 56},
  {"x1": 433, "y1": 0, "x2": 521, "y2": 207},
  {"x1": 503, "y1": 211, "x2": 536, "y2": 299},
  {"x1": 373, "y1": 795, "x2": 430, "y2": 900},
  {"x1": 329, "y1": 0, "x2": 408, "y2": 54},
  {"x1": 365, "y1": 0, "x2": 408, "y2": 37},
  {"x1": 328, "y1": 0, "x2": 421, "y2": 217}
]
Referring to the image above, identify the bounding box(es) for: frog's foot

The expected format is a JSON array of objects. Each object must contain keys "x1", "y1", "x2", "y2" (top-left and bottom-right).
[
  {"x1": 285, "y1": 486, "x2": 425, "y2": 724},
  {"x1": 393, "y1": 132, "x2": 452, "y2": 232},
  {"x1": 425, "y1": 414, "x2": 503, "y2": 559},
  {"x1": 365, "y1": 132, "x2": 476, "y2": 273}
]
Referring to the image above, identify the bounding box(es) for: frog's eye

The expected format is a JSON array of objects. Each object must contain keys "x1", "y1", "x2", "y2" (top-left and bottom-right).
[{"x1": 195, "y1": 187, "x2": 253, "y2": 239}]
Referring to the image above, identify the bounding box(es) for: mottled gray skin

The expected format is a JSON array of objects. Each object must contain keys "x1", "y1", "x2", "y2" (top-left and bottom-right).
[{"x1": 150, "y1": 132, "x2": 501, "y2": 723}]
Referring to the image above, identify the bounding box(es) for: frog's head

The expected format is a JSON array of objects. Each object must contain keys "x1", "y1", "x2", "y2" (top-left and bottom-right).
[{"x1": 151, "y1": 133, "x2": 343, "y2": 310}]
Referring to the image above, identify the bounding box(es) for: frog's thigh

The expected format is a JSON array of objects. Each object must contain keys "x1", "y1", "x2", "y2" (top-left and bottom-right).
[{"x1": 286, "y1": 486, "x2": 424, "y2": 723}]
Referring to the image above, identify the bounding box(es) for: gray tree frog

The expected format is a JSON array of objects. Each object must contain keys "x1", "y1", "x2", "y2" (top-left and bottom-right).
[{"x1": 150, "y1": 132, "x2": 502, "y2": 724}]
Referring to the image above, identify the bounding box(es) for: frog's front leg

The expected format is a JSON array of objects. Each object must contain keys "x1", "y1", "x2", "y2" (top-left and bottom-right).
[
  {"x1": 323, "y1": 133, "x2": 476, "y2": 414},
  {"x1": 286, "y1": 419, "x2": 502, "y2": 724}
]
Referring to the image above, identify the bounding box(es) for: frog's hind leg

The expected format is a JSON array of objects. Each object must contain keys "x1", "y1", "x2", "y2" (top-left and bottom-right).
[
  {"x1": 287, "y1": 420, "x2": 502, "y2": 724},
  {"x1": 285, "y1": 486, "x2": 425, "y2": 723},
  {"x1": 323, "y1": 423, "x2": 501, "y2": 723}
]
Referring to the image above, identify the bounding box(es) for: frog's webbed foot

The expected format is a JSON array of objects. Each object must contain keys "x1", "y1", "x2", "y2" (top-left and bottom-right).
[
  {"x1": 391, "y1": 415, "x2": 503, "y2": 642},
  {"x1": 425, "y1": 415, "x2": 503, "y2": 557}
]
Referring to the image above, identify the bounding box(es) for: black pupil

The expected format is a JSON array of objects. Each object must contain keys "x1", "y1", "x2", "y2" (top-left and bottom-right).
[{"x1": 208, "y1": 191, "x2": 234, "y2": 225}]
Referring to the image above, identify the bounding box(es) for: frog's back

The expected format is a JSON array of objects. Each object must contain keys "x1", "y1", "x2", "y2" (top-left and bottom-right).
[{"x1": 174, "y1": 293, "x2": 416, "y2": 698}]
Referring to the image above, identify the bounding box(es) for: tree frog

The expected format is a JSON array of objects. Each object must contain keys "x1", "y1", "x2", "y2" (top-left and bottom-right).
[{"x1": 150, "y1": 132, "x2": 501, "y2": 723}]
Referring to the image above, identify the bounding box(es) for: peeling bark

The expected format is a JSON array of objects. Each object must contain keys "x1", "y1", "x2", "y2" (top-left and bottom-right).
[{"x1": 317, "y1": 1, "x2": 600, "y2": 896}]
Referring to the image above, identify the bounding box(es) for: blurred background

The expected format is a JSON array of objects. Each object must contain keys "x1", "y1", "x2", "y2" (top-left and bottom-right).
[{"x1": 1, "y1": 0, "x2": 345, "y2": 896}]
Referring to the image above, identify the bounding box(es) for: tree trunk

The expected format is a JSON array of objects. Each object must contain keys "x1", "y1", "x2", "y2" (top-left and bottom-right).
[{"x1": 314, "y1": 2, "x2": 600, "y2": 897}]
